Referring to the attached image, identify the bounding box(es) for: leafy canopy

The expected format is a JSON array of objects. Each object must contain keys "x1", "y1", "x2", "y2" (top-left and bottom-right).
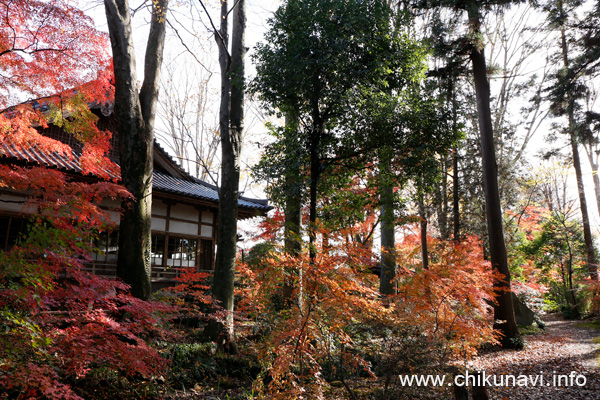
[
  {"x1": 0, "y1": 0, "x2": 115, "y2": 177},
  {"x1": 252, "y1": 0, "x2": 427, "y2": 122}
]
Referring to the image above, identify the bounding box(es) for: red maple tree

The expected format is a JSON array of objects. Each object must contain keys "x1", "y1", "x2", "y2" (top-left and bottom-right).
[
  {"x1": 0, "y1": 2, "x2": 176, "y2": 398},
  {"x1": 0, "y1": 0, "x2": 115, "y2": 176}
]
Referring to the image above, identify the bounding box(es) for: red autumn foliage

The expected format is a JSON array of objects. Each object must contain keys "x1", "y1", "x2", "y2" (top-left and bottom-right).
[
  {"x1": 256, "y1": 208, "x2": 286, "y2": 242},
  {"x1": 165, "y1": 268, "x2": 230, "y2": 326},
  {"x1": 0, "y1": 3, "x2": 174, "y2": 394},
  {"x1": 0, "y1": 0, "x2": 111, "y2": 107},
  {"x1": 1, "y1": 0, "x2": 117, "y2": 180},
  {"x1": 0, "y1": 164, "x2": 176, "y2": 399},
  {"x1": 506, "y1": 205, "x2": 550, "y2": 241}
]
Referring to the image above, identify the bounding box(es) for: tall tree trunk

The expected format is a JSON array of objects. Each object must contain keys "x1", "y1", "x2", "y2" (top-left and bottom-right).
[
  {"x1": 435, "y1": 156, "x2": 449, "y2": 240},
  {"x1": 468, "y1": 9, "x2": 519, "y2": 347},
  {"x1": 309, "y1": 143, "x2": 318, "y2": 262},
  {"x1": 449, "y1": 79, "x2": 460, "y2": 241},
  {"x1": 569, "y1": 135, "x2": 597, "y2": 280},
  {"x1": 308, "y1": 123, "x2": 322, "y2": 262},
  {"x1": 283, "y1": 115, "x2": 302, "y2": 306},
  {"x1": 559, "y1": 25, "x2": 599, "y2": 281},
  {"x1": 209, "y1": 0, "x2": 246, "y2": 351},
  {"x1": 379, "y1": 145, "x2": 396, "y2": 295},
  {"x1": 583, "y1": 143, "x2": 600, "y2": 219},
  {"x1": 418, "y1": 187, "x2": 429, "y2": 271},
  {"x1": 452, "y1": 144, "x2": 460, "y2": 240},
  {"x1": 104, "y1": 0, "x2": 168, "y2": 300},
  {"x1": 565, "y1": 238, "x2": 580, "y2": 317},
  {"x1": 307, "y1": 73, "x2": 324, "y2": 263}
]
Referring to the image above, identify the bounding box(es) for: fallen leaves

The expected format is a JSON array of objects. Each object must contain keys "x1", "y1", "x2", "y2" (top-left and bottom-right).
[{"x1": 470, "y1": 314, "x2": 600, "y2": 400}]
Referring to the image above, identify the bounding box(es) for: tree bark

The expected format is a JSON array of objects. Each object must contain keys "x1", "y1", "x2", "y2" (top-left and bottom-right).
[
  {"x1": 104, "y1": 0, "x2": 168, "y2": 300},
  {"x1": 450, "y1": 79, "x2": 460, "y2": 241},
  {"x1": 559, "y1": 24, "x2": 599, "y2": 281},
  {"x1": 453, "y1": 144, "x2": 460, "y2": 240},
  {"x1": 379, "y1": 145, "x2": 396, "y2": 295},
  {"x1": 283, "y1": 178, "x2": 302, "y2": 259},
  {"x1": 308, "y1": 124, "x2": 322, "y2": 262},
  {"x1": 569, "y1": 135, "x2": 598, "y2": 280},
  {"x1": 468, "y1": 9, "x2": 519, "y2": 347},
  {"x1": 583, "y1": 143, "x2": 600, "y2": 220},
  {"x1": 435, "y1": 156, "x2": 449, "y2": 240},
  {"x1": 418, "y1": 188, "x2": 429, "y2": 271},
  {"x1": 208, "y1": 0, "x2": 246, "y2": 351},
  {"x1": 562, "y1": 224, "x2": 580, "y2": 317},
  {"x1": 283, "y1": 115, "x2": 302, "y2": 306}
]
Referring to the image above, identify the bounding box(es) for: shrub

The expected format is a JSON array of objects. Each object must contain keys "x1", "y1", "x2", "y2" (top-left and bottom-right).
[
  {"x1": 239, "y1": 228, "x2": 498, "y2": 399},
  {"x1": 0, "y1": 167, "x2": 175, "y2": 399}
]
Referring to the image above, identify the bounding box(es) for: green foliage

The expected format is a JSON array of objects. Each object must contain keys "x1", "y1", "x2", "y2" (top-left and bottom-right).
[
  {"x1": 252, "y1": 123, "x2": 306, "y2": 208},
  {"x1": 534, "y1": 314, "x2": 546, "y2": 329},
  {"x1": 251, "y1": 0, "x2": 436, "y2": 200},
  {"x1": 252, "y1": 0, "x2": 460, "y2": 250},
  {"x1": 166, "y1": 341, "x2": 261, "y2": 390},
  {"x1": 524, "y1": 212, "x2": 586, "y2": 275},
  {"x1": 577, "y1": 319, "x2": 600, "y2": 330},
  {"x1": 519, "y1": 323, "x2": 543, "y2": 336},
  {"x1": 507, "y1": 335, "x2": 526, "y2": 350},
  {"x1": 542, "y1": 0, "x2": 589, "y2": 121},
  {"x1": 167, "y1": 342, "x2": 219, "y2": 382},
  {"x1": 510, "y1": 207, "x2": 600, "y2": 317},
  {"x1": 576, "y1": 2, "x2": 600, "y2": 76},
  {"x1": 252, "y1": 0, "x2": 425, "y2": 117}
]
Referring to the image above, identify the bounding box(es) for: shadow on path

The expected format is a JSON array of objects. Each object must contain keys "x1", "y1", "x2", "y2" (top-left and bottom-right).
[{"x1": 471, "y1": 313, "x2": 600, "y2": 400}]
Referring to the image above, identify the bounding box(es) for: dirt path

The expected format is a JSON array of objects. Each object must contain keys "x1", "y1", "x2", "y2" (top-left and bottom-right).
[{"x1": 470, "y1": 314, "x2": 600, "y2": 399}]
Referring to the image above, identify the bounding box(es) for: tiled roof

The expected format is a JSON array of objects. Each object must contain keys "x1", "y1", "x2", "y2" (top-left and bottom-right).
[
  {"x1": 0, "y1": 140, "x2": 271, "y2": 212},
  {"x1": 153, "y1": 173, "x2": 270, "y2": 210},
  {"x1": 0, "y1": 141, "x2": 119, "y2": 179}
]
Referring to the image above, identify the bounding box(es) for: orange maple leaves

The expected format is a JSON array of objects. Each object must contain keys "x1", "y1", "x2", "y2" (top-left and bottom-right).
[{"x1": 238, "y1": 218, "x2": 500, "y2": 399}]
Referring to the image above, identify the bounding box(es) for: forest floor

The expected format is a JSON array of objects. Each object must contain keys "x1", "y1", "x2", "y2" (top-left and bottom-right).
[
  {"x1": 469, "y1": 313, "x2": 600, "y2": 400},
  {"x1": 165, "y1": 313, "x2": 600, "y2": 399}
]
